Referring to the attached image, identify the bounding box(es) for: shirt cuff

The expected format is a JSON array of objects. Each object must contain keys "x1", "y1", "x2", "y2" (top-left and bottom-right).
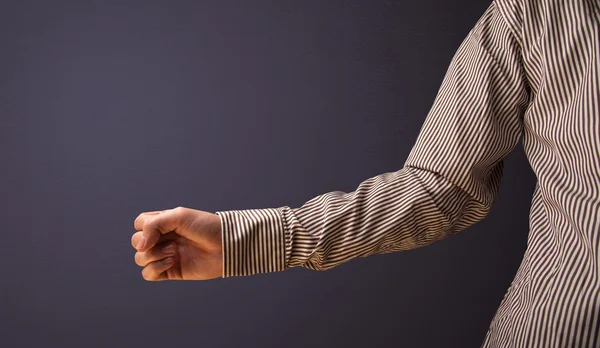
[{"x1": 215, "y1": 207, "x2": 288, "y2": 278}]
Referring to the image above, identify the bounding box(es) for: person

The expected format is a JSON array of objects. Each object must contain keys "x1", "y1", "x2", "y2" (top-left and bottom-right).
[{"x1": 130, "y1": 0, "x2": 600, "y2": 346}]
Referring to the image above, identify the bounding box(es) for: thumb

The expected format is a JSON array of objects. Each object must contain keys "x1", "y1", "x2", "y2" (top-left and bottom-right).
[{"x1": 137, "y1": 207, "x2": 187, "y2": 252}]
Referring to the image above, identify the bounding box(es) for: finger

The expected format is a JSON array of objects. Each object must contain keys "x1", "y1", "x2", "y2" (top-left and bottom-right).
[
  {"x1": 138, "y1": 207, "x2": 187, "y2": 252},
  {"x1": 141, "y1": 257, "x2": 175, "y2": 281},
  {"x1": 134, "y1": 211, "x2": 165, "y2": 231},
  {"x1": 131, "y1": 231, "x2": 177, "y2": 250},
  {"x1": 134, "y1": 241, "x2": 177, "y2": 267}
]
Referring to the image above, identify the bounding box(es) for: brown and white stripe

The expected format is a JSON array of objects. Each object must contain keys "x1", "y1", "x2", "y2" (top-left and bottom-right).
[{"x1": 216, "y1": 0, "x2": 600, "y2": 346}]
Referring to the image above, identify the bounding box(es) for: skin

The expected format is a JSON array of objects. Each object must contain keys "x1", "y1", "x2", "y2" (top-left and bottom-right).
[{"x1": 131, "y1": 206, "x2": 223, "y2": 281}]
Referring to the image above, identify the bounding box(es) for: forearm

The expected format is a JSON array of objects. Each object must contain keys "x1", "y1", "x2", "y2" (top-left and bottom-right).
[
  {"x1": 216, "y1": 163, "x2": 498, "y2": 277},
  {"x1": 281, "y1": 165, "x2": 496, "y2": 269}
]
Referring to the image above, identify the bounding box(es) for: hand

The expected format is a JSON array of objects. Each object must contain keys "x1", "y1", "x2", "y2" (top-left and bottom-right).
[{"x1": 131, "y1": 206, "x2": 223, "y2": 281}]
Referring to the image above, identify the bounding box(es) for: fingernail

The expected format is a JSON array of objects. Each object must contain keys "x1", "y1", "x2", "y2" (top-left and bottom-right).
[
  {"x1": 162, "y1": 243, "x2": 174, "y2": 254},
  {"x1": 136, "y1": 236, "x2": 146, "y2": 250},
  {"x1": 163, "y1": 257, "x2": 174, "y2": 265}
]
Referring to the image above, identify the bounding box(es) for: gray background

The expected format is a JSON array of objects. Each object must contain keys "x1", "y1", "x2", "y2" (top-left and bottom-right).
[{"x1": 1, "y1": 0, "x2": 536, "y2": 347}]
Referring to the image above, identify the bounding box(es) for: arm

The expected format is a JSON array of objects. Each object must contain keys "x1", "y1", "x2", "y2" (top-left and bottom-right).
[{"x1": 215, "y1": 0, "x2": 530, "y2": 278}]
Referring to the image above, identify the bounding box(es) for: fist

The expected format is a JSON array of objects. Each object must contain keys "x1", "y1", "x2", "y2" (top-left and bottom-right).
[{"x1": 131, "y1": 206, "x2": 223, "y2": 281}]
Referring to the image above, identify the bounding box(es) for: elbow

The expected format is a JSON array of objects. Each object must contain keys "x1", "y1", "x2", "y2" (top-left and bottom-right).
[{"x1": 448, "y1": 195, "x2": 494, "y2": 234}]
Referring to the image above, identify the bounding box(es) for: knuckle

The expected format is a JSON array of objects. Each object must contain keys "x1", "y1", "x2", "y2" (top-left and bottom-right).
[
  {"x1": 172, "y1": 206, "x2": 185, "y2": 219},
  {"x1": 173, "y1": 206, "x2": 188, "y2": 225},
  {"x1": 134, "y1": 252, "x2": 144, "y2": 266},
  {"x1": 143, "y1": 218, "x2": 156, "y2": 232},
  {"x1": 141, "y1": 267, "x2": 153, "y2": 281},
  {"x1": 134, "y1": 213, "x2": 144, "y2": 227},
  {"x1": 131, "y1": 231, "x2": 142, "y2": 247},
  {"x1": 175, "y1": 206, "x2": 190, "y2": 216}
]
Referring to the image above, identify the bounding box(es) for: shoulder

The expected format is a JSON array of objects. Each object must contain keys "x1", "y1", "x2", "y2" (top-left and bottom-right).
[{"x1": 491, "y1": 0, "x2": 525, "y2": 46}]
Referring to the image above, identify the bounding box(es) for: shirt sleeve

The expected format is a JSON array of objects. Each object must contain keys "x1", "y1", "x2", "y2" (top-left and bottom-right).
[{"x1": 215, "y1": 0, "x2": 530, "y2": 278}]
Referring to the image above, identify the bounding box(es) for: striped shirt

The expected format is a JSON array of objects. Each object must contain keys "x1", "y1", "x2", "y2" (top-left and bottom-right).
[{"x1": 215, "y1": 0, "x2": 600, "y2": 347}]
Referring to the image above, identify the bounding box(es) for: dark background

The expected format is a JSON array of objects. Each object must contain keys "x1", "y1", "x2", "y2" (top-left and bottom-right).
[{"x1": 0, "y1": 0, "x2": 536, "y2": 347}]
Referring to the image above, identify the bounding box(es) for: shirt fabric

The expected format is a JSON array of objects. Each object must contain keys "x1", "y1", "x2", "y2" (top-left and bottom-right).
[{"x1": 215, "y1": 1, "x2": 600, "y2": 347}]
